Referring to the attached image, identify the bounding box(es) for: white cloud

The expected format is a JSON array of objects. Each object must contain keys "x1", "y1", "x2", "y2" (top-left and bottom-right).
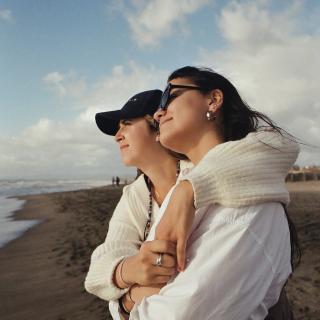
[
  {"x1": 43, "y1": 71, "x2": 87, "y2": 98},
  {"x1": 0, "y1": 63, "x2": 167, "y2": 179},
  {"x1": 2, "y1": 1, "x2": 319, "y2": 180},
  {"x1": 0, "y1": 112, "x2": 128, "y2": 179},
  {"x1": 197, "y1": 0, "x2": 320, "y2": 166},
  {"x1": 117, "y1": 0, "x2": 211, "y2": 47},
  {"x1": 43, "y1": 62, "x2": 167, "y2": 107},
  {"x1": 86, "y1": 61, "x2": 167, "y2": 107},
  {"x1": 43, "y1": 72, "x2": 66, "y2": 96},
  {"x1": 0, "y1": 9, "x2": 13, "y2": 23}
]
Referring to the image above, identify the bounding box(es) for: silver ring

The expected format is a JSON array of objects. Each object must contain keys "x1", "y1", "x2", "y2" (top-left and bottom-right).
[{"x1": 155, "y1": 253, "x2": 163, "y2": 266}]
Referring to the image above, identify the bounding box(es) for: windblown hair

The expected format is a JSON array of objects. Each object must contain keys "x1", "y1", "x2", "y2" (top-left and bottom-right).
[
  {"x1": 168, "y1": 66, "x2": 287, "y2": 140},
  {"x1": 168, "y1": 66, "x2": 301, "y2": 269}
]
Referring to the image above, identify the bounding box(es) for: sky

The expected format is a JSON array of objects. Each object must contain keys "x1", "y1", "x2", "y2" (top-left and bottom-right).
[{"x1": 0, "y1": 0, "x2": 319, "y2": 180}]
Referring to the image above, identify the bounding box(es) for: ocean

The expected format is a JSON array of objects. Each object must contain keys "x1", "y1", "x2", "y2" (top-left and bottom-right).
[{"x1": 0, "y1": 179, "x2": 109, "y2": 248}]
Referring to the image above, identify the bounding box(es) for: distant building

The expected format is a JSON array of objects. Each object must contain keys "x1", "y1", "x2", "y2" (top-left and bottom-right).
[{"x1": 286, "y1": 165, "x2": 320, "y2": 182}]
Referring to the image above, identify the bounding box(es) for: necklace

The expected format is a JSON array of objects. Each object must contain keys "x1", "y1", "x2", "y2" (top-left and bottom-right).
[{"x1": 143, "y1": 160, "x2": 180, "y2": 241}]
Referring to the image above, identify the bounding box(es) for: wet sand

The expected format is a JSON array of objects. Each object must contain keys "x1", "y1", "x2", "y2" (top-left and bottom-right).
[{"x1": 0, "y1": 182, "x2": 319, "y2": 320}]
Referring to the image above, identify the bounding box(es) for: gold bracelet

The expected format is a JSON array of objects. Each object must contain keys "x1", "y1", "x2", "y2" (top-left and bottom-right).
[{"x1": 119, "y1": 258, "x2": 132, "y2": 288}]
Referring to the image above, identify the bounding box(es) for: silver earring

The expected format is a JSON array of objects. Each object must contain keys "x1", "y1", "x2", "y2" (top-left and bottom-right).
[{"x1": 206, "y1": 111, "x2": 216, "y2": 121}]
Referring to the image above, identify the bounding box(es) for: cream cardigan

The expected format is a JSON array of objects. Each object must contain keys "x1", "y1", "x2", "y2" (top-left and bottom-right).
[{"x1": 84, "y1": 130, "x2": 299, "y2": 301}]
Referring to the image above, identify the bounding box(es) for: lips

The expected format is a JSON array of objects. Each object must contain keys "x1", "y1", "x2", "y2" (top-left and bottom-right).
[
  {"x1": 120, "y1": 145, "x2": 129, "y2": 150},
  {"x1": 160, "y1": 117, "x2": 172, "y2": 127}
]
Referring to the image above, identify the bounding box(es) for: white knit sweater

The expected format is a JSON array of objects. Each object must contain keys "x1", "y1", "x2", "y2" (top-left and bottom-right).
[
  {"x1": 84, "y1": 130, "x2": 299, "y2": 301},
  {"x1": 182, "y1": 129, "x2": 300, "y2": 208}
]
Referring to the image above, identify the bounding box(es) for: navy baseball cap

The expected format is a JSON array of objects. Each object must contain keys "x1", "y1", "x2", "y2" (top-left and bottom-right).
[{"x1": 95, "y1": 89, "x2": 162, "y2": 136}]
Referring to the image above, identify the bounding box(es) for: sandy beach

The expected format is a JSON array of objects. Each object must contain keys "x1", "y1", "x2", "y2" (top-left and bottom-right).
[{"x1": 0, "y1": 182, "x2": 319, "y2": 320}]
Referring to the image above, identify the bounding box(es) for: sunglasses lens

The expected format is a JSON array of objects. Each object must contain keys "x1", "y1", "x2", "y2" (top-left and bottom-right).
[{"x1": 160, "y1": 85, "x2": 170, "y2": 109}]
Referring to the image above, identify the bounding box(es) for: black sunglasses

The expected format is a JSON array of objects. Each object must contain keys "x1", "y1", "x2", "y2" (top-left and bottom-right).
[{"x1": 159, "y1": 83, "x2": 204, "y2": 110}]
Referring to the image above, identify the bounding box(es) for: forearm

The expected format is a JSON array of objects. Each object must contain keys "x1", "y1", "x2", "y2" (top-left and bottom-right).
[
  {"x1": 113, "y1": 255, "x2": 138, "y2": 289},
  {"x1": 85, "y1": 188, "x2": 144, "y2": 300},
  {"x1": 181, "y1": 130, "x2": 299, "y2": 209}
]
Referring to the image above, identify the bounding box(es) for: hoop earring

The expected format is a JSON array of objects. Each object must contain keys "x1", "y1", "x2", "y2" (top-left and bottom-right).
[{"x1": 206, "y1": 111, "x2": 216, "y2": 121}]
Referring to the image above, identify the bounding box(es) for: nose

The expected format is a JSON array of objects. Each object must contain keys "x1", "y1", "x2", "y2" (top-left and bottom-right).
[
  {"x1": 114, "y1": 127, "x2": 124, "y2": 143},
  {"x1": 154, "y1": 108, "x2": 166, "y2": 124}
]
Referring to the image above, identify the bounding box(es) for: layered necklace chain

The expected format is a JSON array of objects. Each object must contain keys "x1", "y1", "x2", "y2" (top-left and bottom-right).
[{"x1": 143, "y1": 160, "x2": 180, "y2": 241}]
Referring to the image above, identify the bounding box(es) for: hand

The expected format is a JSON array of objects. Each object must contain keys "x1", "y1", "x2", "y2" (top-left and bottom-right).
[
  {"x1": 155, "y1": 180, "x2": 196, "y2": 271},
  {"x1": 122, "y1": 284, "x2": 162, "y2": 313},
  {"x1": 130, "y1": 283, "x2": 162, "y2": 303},
  {"x1": 123, "y1": 239, "x2": 177, "y2": 286}
]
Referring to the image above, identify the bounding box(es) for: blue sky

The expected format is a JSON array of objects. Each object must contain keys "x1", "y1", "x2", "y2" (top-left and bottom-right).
[{"x1": 0, "y1": 0, "x2": 319, "y2": 179}]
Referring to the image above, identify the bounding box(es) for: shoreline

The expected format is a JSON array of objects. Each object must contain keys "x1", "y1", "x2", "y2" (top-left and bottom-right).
[
  {"x1": 1, "y1": 180, "x2": 318, "y2": 250},
  {"x1": 0, "y1": 182, "x2": 319, "y2": 319},
  {"x1": 0, "y1": 195, "x2": 30, "y2": 248},
  {"x1": 0, "y1": 185, "x2": 111, "y2": 249},
  {"x1": 0, "y1": 186, "x2": 122, "y2": 320}
]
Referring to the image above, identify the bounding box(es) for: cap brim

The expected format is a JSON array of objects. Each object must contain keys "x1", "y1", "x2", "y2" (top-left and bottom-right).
[{"x1": 95, "y1": 110, "x2": 123, "y2": 136}]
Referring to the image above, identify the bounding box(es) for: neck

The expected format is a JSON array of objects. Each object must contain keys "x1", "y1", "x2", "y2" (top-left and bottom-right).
[
  {"x1": 140, "y1": 153, "x2": 178, "y2": 204},
  {"x1": 185, "y1": 130, "x2": 224, "y2": 165}
]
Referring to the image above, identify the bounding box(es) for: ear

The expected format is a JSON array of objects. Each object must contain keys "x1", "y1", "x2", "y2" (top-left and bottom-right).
[{"x1": 207, "y1": 89, "x2": 223, "y2": 113}]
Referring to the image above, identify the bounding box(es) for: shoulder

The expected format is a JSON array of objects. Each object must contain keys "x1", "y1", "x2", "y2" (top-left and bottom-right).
[
  {"x1": 196, "y1": 129, "x2": 299, "y2": 168},
  {"x1": 121, "y1": 174, "x2": 149, "y2": 208},
  {"x1": 179, "y1": 160, "x2": 193, "y2": 176},
  {"x1": 123, "y1": 174, "x2": 148, "y2": 195},
  {"x1": 254, "y1": 129, "x2": 300, "y2": 154}
]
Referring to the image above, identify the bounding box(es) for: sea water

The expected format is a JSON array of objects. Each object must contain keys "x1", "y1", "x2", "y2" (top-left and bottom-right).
[{"x1": 0, "y1": 179, "x2": 109, "y2": 248}]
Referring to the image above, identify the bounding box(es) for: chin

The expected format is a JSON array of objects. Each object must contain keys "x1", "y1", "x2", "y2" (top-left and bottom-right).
[
  {"x1": 159, "y1": 132, "x2": 184, "y2": 154},
  {"x1": 120, "y1": 155, "x2": 134, "y2": 167}
]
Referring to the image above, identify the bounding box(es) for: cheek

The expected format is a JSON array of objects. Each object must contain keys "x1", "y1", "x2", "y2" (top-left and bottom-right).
[
  {"x1": 127, "y1": 128, "x2": 157, "y2": 156},
  {"x1": 159, "y1": 103, "x2": 206, "y2": 152},
  {"x1": 159, "y1": 117, "x2": 189, "y2": 152}
]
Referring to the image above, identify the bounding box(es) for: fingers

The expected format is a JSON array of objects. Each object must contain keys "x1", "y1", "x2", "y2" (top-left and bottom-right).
[
  {"x1": 154, "y1": 266, "x2": 176, "y2": 277},
  {"x1": 154, "y1": 274, "x2": 176, "y2": 284},
  {"x1": 151, "y1": 253, "x2": 176, "y2": 268},
  {"x1": 145, "y1": 239, "x2": 176, "y2": 256},
  {"x1": 177, "y1": 239, "x2": 186, "y2": 271}
]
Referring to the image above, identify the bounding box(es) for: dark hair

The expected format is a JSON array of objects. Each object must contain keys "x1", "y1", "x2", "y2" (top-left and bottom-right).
[
  {"x1": 168, "y1": 66, "x2": 287, "y2": 141},
  {"x1": 168, "y1": 66, "x2": 301, "y2": 269}
]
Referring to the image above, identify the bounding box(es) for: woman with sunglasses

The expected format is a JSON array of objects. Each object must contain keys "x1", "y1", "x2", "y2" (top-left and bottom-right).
[
  {"x1": 85, "y1": 87, "x2": 298, "y2": 319},
  {"x1": 110, "y1": 67, "x2": 300, "y2": 319}
]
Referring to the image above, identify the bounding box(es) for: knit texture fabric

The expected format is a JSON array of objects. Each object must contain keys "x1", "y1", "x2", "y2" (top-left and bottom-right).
[
  {"x1": 85, "y1": 175, "x2": 152, "y2": 300},
  {"x1": 181, "y1": 129, "x2": 299, "y2": 208}
]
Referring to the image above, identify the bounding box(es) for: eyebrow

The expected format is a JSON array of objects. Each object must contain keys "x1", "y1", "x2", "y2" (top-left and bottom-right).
[
  {"x1": 119, "y1": 119, "x2": 133, "y2": 123},
  {"x1": 170, "y1": 88, "x2": 190, "y2": 94}
]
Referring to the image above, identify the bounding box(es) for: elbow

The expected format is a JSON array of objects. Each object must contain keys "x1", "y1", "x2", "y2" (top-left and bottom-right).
[
  {"x1": 84, "y1": 276, "x2": 123, "y2": 301},
  {"x1": 84, "y1": 276, "x2": 102, "y2": 297}
]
